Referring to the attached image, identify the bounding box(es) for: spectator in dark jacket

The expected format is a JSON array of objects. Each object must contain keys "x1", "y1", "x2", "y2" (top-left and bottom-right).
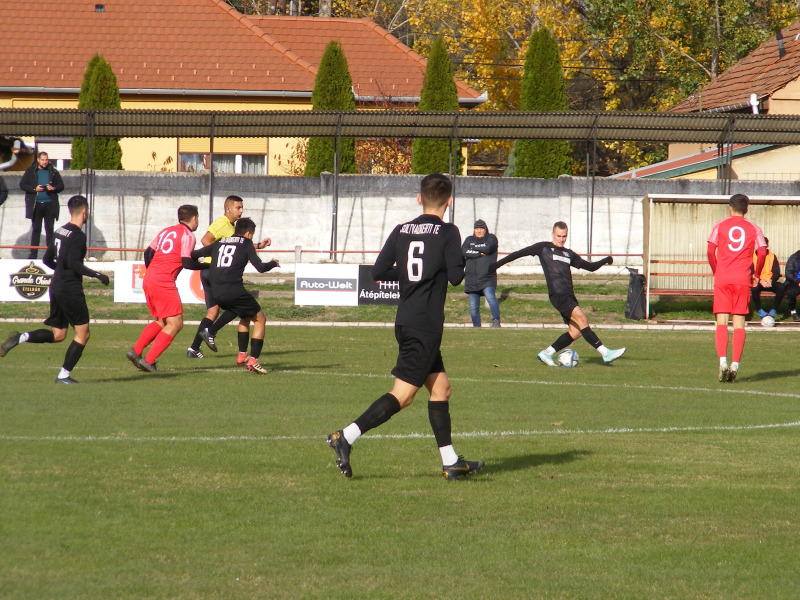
[
  {"x1": 783, "y1": 247, "x2": 800, "y2": 322},
  {"x1": 751, "y1": 237, "x2": 785, "y2": 319},
  {"x1": 19, "y1": 152, "x2": 64, "y2": 259},
  {"x1": 462, "y1": 219, "x2": 500, "y2": 327}
]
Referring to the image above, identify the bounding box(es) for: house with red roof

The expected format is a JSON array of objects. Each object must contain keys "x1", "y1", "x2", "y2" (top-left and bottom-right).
[
  {"x1": 615, "y1": 19, "x2": 800, "y2": 180},
  {"x1": 0, "y1": 0, "x2": 485, "y2": 172}
]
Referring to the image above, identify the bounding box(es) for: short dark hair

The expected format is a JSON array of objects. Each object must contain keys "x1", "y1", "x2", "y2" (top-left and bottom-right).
[
  {"x1": 178, "y1": 204, "x2": 199, "y2": 223},
  {"x1": 729, "y1": 194, "x2": 749, "y2": 214},
  {"x1": 235, "y1": 217, "x2": 256, "y2": 236},
  {"x1": 37, "y1": 151, "x2": 49, "y2": 159},
  {"x1": 224, "y1": 195, "x2": 243, "y2": 210},
  {"x1": 67, "y1": 195, "x2": 88, "y2": 214},
  {"x1": 553, "y1": 221, "x2": 568, "y2": 232},
  {"x1": 419, "y1": 174, "x2": 452, "y2": 208}
]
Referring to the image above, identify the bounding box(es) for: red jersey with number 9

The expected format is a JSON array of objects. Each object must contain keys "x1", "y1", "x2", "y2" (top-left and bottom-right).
[
  {"x1": 143, "y1": 223, "x2": 197, "y2": 287},
  {"x1": 707, "y1": 216, "x2": 766, "y2": 286}
]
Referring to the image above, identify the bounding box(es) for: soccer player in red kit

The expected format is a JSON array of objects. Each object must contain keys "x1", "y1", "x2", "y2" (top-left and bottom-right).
[
  {"x1": 707, "y1": 194, "x2": 766, "y2": 383},
  {"x1": 126, "y1": 205, "x2": 203, "y2": 372}
]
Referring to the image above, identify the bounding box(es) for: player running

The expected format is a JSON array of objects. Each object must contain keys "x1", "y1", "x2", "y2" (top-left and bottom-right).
[
  {"x1": 327, "y1": 173, "x2": 484, "y2": 480},
  {"x1": 707, "y1": 193, "x2": 766, "y2": 382},
  {"x1": 489, "y1": 221, "x2": 626, "y2": 366},
  {"x1": 126, "y1": 205, "x2": 203, "y2": 373},
  {"x1": 190, "y1": 217, "x2": 279, "y2": 374},
  {"x1": 186, "y1": 195, "x2": 271, "y2": 359},
  {"x1": 0, "y1": 195, "x2": 109, "y2": 383}
]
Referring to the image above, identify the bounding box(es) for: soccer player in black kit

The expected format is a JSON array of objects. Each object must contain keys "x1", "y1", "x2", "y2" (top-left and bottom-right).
[
  {"x1": 490, "y1": 221, "x2": 626, "y2": 366},
  {"x1": 191, "y1": 218, "x2": 279, "y2": 374},
  {"x1": 327, "y1": 173, "x2": 484, "y2": 480},
  {"x1": 0, "y1": 195, "x2": 109, "y2": 383}
]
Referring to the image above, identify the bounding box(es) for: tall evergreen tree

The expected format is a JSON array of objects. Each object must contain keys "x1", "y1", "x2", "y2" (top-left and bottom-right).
[
  {"x1": 72, "y1": 54, "x2": 123, "y2": 170},
  {"x1": 411, "y1": 37, "x2": 462, "y2": 175},
  {"x1": 304, "y1": 41, "x2": 356, "y2": 177},
  {"x1": 513, "y1": 27, "x2": 571, "y2": 178}
]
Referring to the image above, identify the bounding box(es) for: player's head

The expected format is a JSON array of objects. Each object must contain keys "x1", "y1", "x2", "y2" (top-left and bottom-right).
[
  {"x1": 729, "y1": 194, "x2": 749, "y2": 215},
  {"x1": 224, "y1": 195, "x2": 244, "y2": 222},
  {"x1": 67, "y1": 195, "x2": 88, "y2": 222},
  {"x1": 552, "y1": 221, "x2": 568, "y2": 247},
  {"x1": 419, "y1": 174, "x2": 452, "y2": 210},
  {"x1": 178, "y1": 204, "x2": 199, "y2": 231},
  {"x1": 234, "y1": 217, "x2": 256, "y2": 238}
]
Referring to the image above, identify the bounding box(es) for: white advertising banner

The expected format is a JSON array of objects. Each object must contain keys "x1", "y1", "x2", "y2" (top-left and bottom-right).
[
  {"x1": 113, "y1": 261, "x2": 206, "y2": 304},
  {"x1": 294, "y1": 263, "x2": 359, "y2": 306},
  {"x1": 0, "y1": 259, "x2": 55, "y2": 302}
]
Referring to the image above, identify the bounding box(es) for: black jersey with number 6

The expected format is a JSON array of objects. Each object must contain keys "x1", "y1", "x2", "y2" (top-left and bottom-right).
[
  {"x1": 372, "y1": 214, "x2": 464, "y2": 331},
  {"x1": 192, "y1": 236, "x2": 277, "y2": 297},
  {"x1": 43, "y1": 223, "x2": 88, "y2": 293}
]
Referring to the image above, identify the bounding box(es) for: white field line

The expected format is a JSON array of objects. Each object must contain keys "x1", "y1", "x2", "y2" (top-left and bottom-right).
[{"x1": 2, "y1": 421, "x2": 800, "y2": 444}]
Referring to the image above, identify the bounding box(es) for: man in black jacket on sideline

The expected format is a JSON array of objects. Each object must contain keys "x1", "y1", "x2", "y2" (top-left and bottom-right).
[
  {"x1": 19, "y1": 152, "x2": 65, "y2": 259},
  {"x1": 462, "y1": 219, "x2": 501, "y2": 327},
  {"x1": 783, "y1": 247, "x2": 800, "y2": 322}
]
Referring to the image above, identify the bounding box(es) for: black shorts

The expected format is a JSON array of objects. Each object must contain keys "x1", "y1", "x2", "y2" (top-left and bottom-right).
[
  {"x1": 391, "y1": 324, "x2": 445, "y2": 388},
  {"x1": 216, "y1": 290, "x2": 262, "y2": 319},
  {"x1": 44, "y1": 287, "x2": 90, "y2": 329},
  {"x1": 200, "y1": 269, "x2": 217, "y2": 309},
  {"x1": 550, "y1": 293, "x2": 580, "y2": 324}
]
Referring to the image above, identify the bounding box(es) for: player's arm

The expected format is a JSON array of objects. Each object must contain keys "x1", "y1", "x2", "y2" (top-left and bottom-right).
[
  {"x1": 42, "y1": 244, "x2": 56, "y2": 270},
  {"x1": 143, "y1": 246, "x2": 155, "y2": 267},
  {"x1": 66, "y1": 248, "x2": 109, "y2": 285},
  {"x1": 489, "y1": 242, "x2": 544, "y2": 273},
  {"x1": 571, "y1": 254, "x2": 612, "y2": 272},
  {"x1": 707, "y1": 242, "x2": 717, "y2": 274},
  {"x1": 372, "y1": 228, "x2": 399, "y2": 281},
  {"x1": 255, "y1": 237, "x2": 271, "y2": 250},
  {"x1": 191, "y1": 245, "x2": 213, "y2": 260},
  {"x1": 246, "y1": 242, "x2": 279, "y2": 273},
  {"x1": 446, "y1": 229, "x2": 466, "y2": 286}
]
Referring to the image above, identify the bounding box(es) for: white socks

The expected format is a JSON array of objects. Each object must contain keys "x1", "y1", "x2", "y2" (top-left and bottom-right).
[
  {"x1": 439, "y1": 444, "x2": 459, "y2": 466},
  {"x1": 343, "y1": 423, "x2": 361, "y2": 445}
]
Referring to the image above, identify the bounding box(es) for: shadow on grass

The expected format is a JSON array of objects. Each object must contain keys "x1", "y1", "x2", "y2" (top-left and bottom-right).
[
  {"x1": 735, "y1": 369, "x2": 800, "y2": 383},
  {"x1": 488, "y1": 449, "x2": 592, "y2": 474},
  {"x1": 498, "y1": 287, "x2": 514, "y2": 303}
]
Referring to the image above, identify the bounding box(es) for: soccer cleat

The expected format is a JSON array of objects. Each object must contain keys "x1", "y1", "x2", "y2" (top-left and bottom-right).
[
  {"x1": 126, "y1": 348, "x2": 145, "y2": 369},
  {"x1": 769, "y1": 309, "x2": 777, "y2": 319},
  {"x1": 757, "y1": 308, "x2": 768, "y2": 318},
  {"x1": 236, "y1": 352, "x2": 250, "y2": 366},
  {"x1": 0, "y1": 331, "x2": 21, "y2": 357},
  {"x1": 186, "y1": 347, "x2": 205, "y2": 359},
  {"x1": 442, "y1": 456, "x2": 485, "y2": 481},
  {"x1": 55, "y1": 376, "x2": 79, "y2": 384},
  {"x1": 246, "y1": 357, "x2": 268, "y2": 374},
  {"x1": 602, "y1": 347, "x2": 626, "y2": 364},
  {"x1": 199, "y1": 328, "x2": 218, "y2": 352},
  {"x1": 718, "y1": 364, "x2": 729, "y2": 383},
  {"x1": 137, "y1": 357, "x2": 158, "y2": 373},
  {"x1": 537, "y1": 350, "x2": 557, "y2": 367},
  {"x1": 327, "y1": 430, "x2": 352, "y2": 477},
  {"x1": 490, "y1": 319, "x2": 501, "y2": 328},
  {"x1": 727, "y1": 367, "x2": 738, "y2": 383}
]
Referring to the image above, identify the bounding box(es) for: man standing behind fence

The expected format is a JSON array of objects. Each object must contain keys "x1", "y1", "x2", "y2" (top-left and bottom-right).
[
  {"x1": 462, "y1": 219, "x2": 501, "y2": 327},
  {"x1": 19, "y1": 152, "x2": 64, "y2": 259},
  {"x1": 707, "y1": 194, "x2": 767, "y2": 383}
]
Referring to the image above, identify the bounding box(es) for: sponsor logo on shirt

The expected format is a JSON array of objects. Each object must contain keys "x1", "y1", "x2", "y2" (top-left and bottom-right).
[
  {"x1": 552, "y1": 253, "x2": 571, "y2": 264},
  {"x1": 400, "y1": 223, "x2": 441, "y2": 235}
]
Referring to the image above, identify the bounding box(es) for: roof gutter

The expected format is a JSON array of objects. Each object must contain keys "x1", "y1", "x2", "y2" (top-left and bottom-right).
[
  {"x1": 699, "y1": 100, "x2": 761, "y2": 114},
  {"x1": 353, "y1": 90, "x2": 488, "y2": 107},
  {"x1": 0, "y1": 87, "x2": 313, "y2": 98}
]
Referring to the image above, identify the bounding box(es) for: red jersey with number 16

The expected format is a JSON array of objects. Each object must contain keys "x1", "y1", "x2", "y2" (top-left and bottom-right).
[
  {"x1": 143, "y1": 223, "x2": 196, "y2": 287},
  {"x1": 707, "y1": 216, "x2": 766, "y2": 286}
]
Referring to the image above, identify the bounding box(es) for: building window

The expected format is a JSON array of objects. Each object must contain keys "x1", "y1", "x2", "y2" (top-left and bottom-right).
[{"x1": 179, "y1": 153, "x2": 266, "y2": 174}]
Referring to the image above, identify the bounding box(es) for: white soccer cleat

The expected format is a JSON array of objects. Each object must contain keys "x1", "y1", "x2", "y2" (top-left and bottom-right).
[
  {"x1": 602, "y1": 347, "x2": 626, "y2": 364},
  {"x1": 537, "y1": 350, "x2": 557, "y2": 367},
  {"x1": 718, "y1": 364, "x2": 729, "y2": 383}
]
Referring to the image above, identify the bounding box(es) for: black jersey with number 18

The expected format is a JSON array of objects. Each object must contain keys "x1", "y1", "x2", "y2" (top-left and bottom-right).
[
  {"x1": 191, "y1": 236, "x2": 277, "y2": 297},
  {"x1": 372, "y1": 214, "x2": 464, "y2": 331}
]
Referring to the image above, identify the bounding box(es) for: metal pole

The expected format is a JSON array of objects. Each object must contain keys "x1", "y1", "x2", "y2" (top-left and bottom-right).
[
  {"x1": 329, "y1": 115, "x2": 342, "y2": 261},
  {"x1": 209, "y1": 115, "x2": 216, "y2": 224},
  {"x1": 449, "y1": 114, "x2": 460, "y2": 224},
  {"x1": 86, "y1": 112, "x2": 95, "y2": 252}
]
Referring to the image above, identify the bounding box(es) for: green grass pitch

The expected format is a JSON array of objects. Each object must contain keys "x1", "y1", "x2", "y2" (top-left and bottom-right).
[{"x1": 1, "y1": 324, "x2": 799, "y2": 599}]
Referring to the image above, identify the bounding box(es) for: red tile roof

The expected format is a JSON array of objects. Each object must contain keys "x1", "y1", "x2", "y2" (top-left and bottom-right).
[
  {"x1": 0, "y1": 0, "x2": 483, "y2": 104},
  {"x1": 671, "y1": 20, "x2": 800, "y2": 113}
]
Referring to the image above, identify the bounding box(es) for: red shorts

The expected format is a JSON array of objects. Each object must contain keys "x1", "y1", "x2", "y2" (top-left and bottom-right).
[
  {"x1": 713, "y1": 283, "x2": 751, "y2": 315},
  {"x1": 143, "y1": 279, "x2": 182, "y2": 319}
]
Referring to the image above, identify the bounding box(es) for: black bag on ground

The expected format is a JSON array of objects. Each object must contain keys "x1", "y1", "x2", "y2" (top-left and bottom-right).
[{"x1": 625, "y1": 268, "x2": 646, "y2": 320}]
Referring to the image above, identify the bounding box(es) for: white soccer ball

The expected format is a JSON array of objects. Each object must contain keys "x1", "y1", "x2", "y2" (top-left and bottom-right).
[
  {"x1": 761, "y1": 315, "x2": 776, "y2": 327},
  {"x1": 557, "y1": 349, "x2": 579, "y2": 367}
]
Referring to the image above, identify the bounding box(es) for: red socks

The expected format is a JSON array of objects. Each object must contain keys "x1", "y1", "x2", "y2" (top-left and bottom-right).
[
  {"x1": 715, "y1": 324, "x2": 729, "y2": 359},
  {"x1": 134, "y1": 321, "x2": 163, "y2": 355},
  {"x1": 732, "y1": 328, "x2": 746, "y2": 363},
  {"x1": 145, "y1": 331, "x2": 174, "y2": 364}
]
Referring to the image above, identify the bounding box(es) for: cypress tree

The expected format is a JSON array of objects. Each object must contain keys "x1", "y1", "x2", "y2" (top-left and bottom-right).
[
  {"x1": 72, "y1": 54, "x2": 123, "y2": 170},
  {"x1": 304, "y1": 41, "x2": 356, "y2": 177},
  {"x1": 411, "y1": 37, "x2": 462, "y2": 174},
  {"x1": 513, "y1": 27, "x2": 571, "y2": 178}
]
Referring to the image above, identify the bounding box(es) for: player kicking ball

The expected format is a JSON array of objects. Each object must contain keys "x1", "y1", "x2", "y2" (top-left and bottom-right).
[
  {"x1": 327, "y1": 173, "x2": 484, "y2": 480},
  {"x1": 190, "y1": 218, "x2": 279, "y2": 374},
  {"x1": 489, "y1": 221, "x2": 626, "y2": 366},
  {"x1": 0, "y1": 195, "x2": 109, "y2": 383},
  {"x1": 707, "y1": 194, "x2": 766, "y2": 382}
]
